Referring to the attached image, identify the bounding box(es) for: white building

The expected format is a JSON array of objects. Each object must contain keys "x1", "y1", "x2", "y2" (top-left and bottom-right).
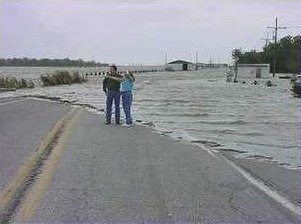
[
  {"x1": 165, "y1": 60, "x2": 196, "y2": 71},
  {"x1": 237, "y1": 64, "x2": 270, "y2": 80}
]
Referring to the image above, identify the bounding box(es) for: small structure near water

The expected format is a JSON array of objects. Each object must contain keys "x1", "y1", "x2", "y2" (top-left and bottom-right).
[
  {"x1": 237, "y1": 64, "x2": 270, "y2": 80},
  {"x1": 164, "y1": 60, "x2": 228, "y2": 71},
  {"x1": 165, "y1": 60, "x2": 196, "y2": 71},
  {"x1": 226, "y1": 63, "x2": 274, "y2": 86}
]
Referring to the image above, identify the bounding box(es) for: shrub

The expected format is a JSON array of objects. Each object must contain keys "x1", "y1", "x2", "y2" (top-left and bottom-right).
[
  {"x1": 40, "y1": 70, "x2": 86, "y2": 86},
  {"x1": 0, "y1": 77, "x2": 35, "y2": 90}
]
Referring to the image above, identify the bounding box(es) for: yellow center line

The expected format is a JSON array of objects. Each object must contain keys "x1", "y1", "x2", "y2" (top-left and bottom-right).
[
  {"x1": 16, "y1": 108, "x2": 82, "y2": 221},
  {"x1": 0, "y1": 107, "x2": 81, "y2": 222}
]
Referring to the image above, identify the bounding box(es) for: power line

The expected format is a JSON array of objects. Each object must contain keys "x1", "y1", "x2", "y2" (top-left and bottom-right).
[
  {"x1": 266, "y1": 18, "x2": 301, "y2": 77},
  {"x1": 279, "y1": 26, "x2": 301, "y2": 29},
  {"x1": 267, "y1": 17, "x2": 287, "y2": 77}
]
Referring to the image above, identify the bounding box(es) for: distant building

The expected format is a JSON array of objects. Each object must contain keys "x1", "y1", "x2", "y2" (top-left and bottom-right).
[
  {"x1": 237, "y1": 64, "x2": 270, "y2": 80},
  {"x1": 164, "y1": 60, "x2": 228, "y2": 71},
  {"x1": 165, "y1": 60, "x2": 196, "y2": 71}
]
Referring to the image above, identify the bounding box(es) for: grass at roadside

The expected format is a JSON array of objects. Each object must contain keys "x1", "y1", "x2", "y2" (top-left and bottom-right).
[
  {"x1": 0, "y1": 77, "x2": 34, "y2": 90},
  {"x1": 40, "y1": 71, "x2": 86, "y2": 86}
]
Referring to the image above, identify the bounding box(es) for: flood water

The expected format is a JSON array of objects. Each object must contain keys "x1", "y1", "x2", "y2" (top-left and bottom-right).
[{"x1": 1, "y1": 66, "x2": 300, "y2": 169}]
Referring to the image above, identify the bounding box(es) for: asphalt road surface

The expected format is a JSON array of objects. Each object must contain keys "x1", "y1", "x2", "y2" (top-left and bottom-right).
[
  {"x1": 0, "y1": 98, "x2": 300, "y2": 223},
  {"x1": 0, "y1": 98, "x2": 70, "y2": 193}
]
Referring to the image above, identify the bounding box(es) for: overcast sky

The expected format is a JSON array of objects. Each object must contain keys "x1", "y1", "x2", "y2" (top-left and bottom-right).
[{"x1": 1, "y1": 0, "x2": 301, "y2": 65}]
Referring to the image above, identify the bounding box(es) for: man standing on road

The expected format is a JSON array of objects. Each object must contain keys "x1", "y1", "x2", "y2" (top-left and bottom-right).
[{"x1": 102, "y1": 65, "x2": 123, "y2": 125}]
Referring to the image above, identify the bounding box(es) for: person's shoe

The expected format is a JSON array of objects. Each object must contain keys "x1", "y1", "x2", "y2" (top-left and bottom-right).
[
  {"x1": 105, "y1": 122, "x2": 111, "y2": 125},
  {"x1": 116, "y1": 122, "x2": 121, "y2": 125}
]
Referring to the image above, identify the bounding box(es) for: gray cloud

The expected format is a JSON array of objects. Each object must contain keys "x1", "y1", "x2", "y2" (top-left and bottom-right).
[{"x1": 1, "y1": 0, "x2": 300, "y2": 64}]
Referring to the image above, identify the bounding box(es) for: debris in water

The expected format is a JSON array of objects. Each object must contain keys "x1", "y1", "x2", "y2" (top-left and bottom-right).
[{"x1": 191, "y1": 140, "x2": 221, "y2": 147}]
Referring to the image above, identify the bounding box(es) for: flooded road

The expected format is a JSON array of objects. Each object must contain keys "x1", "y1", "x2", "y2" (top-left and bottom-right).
[{"x1": 1, "y1": 67, "x2": 300, "y2": 168}]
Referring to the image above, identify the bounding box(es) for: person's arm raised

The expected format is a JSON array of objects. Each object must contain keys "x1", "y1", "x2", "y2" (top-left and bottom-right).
[
  {"x1": 107, "y1": 76, "x2": 123, "y2": 82},
  {"x1": 130, "y1": 73, "x2": 135, "y2": 82},
  {"x1": 125, "y1": 73, "x2": 135, "y2": 82}
]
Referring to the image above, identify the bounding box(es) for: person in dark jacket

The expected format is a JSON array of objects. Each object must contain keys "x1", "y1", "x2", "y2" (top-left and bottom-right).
[{"x1": 103, "y1": 65, "x2": 123, "y2": 124}]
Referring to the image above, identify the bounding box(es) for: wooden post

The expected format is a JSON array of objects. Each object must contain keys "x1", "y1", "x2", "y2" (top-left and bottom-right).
[{"x1": 234, "y1": 62, "x2": 238, "y2": 82}]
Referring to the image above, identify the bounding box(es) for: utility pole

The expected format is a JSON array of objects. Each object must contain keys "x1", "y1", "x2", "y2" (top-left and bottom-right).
[
  {"x1": 268, "y1": 17, "x2": 287, "y2": 77},
  {"x1": 164, "y1": 52, "x2": 167, "y2": 65}
]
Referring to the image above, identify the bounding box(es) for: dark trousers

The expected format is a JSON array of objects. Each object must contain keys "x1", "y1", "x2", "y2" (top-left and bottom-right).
[
  {"x1": 106, "y1": 91, "x2": 120, "y2": 123},
  {"x1": 121, "y1": 91, "x2": 133, "y2": 125}
]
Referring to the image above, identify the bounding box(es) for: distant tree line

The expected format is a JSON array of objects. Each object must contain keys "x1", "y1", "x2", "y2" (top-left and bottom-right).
[
  {"x1": 0, "y1": 57, "x2": 109, "y2": 67},
  {"x1": 232, "y1": 35, "x2": 301, "y2": 73}
]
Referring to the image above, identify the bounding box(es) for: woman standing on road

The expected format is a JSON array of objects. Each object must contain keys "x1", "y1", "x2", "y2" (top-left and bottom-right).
[{"x1": 121, "y1": 71, "x2": 135, "y2": 126}]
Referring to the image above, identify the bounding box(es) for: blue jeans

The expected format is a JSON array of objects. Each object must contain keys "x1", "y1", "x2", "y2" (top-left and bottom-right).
[
  {"x1": 106, "y1": 91, "x2": 120, "y2": 123},
  {"x1": 122, "y1": 91, "x2": 133, "y2": 125}
]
